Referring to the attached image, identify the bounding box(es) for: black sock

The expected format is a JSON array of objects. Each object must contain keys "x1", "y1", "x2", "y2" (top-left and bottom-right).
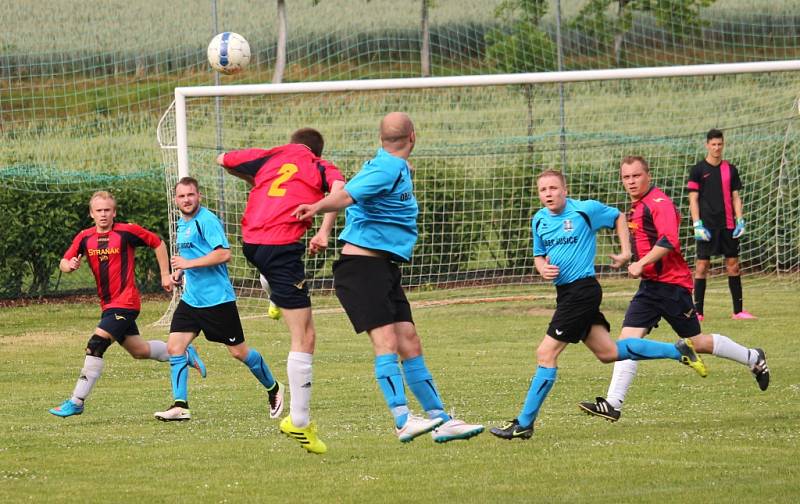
[
  {"x1": 729, "y1": 275, "x2": 743, "y2": 314},
  {"x1": 694, "y1": 278, "x2": 707, "y2": 315}
]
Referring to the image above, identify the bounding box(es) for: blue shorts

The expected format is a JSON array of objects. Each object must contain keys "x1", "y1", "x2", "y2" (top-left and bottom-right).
[
  {"x1": 243, "y1": 242, "x2": 311, "y2": 309},
  {"x1": 622, "y1": 280, "x2": 702, "y2": 338},
  {"x1": 98, "y1": 308, "x2": 140, "y2": 343}
]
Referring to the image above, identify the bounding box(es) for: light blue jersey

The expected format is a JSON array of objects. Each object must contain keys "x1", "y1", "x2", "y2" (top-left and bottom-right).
[
  {"x1": 339, "y1": 148, "x2": 418, "y2": 262},
  {"x1": 176, "y1": 206, "x2": 236, "y2": 307},
  {"x1": 532, "y1": 198, "x2": 620, "y2": 286}
]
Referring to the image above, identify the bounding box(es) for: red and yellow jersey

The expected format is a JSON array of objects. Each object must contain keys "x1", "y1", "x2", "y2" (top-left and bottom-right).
[
  {"x1": 627, "y1": 186, "x2": 693, "y2": 291},
  {"x1": 222, "y1": 144, "x2": 345, "y2": 245},
  {"x1": 63, "y1": 223, "x2": 163, "y2": 310}
]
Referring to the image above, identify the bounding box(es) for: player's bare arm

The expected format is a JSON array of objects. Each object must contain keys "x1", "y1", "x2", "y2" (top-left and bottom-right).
[
  {"x1": 294, "y1": 186, "x2": 354, "y2": 221},
  {"x1": 609, "y1": 213, "x2": 632, "y2": 269},
  {"x1": 59, "y1": 254, "x2": 82, "y2": 273},
  {"x1": 308, "y1": 180, "x2": 346, "y2": 255},
  {"x1": 154, "y1": 241, "x2": 173, "y2": 292},
  {"x1": 170, "y1": 268, "x2": 184, "y2": 286},
  {"x1": 171, "y1": 247, "x2": 231, "y2": 271},
  {"x1": 628, "y1": 244, "x2": 671, "y2": 278},
  {"x1": 534, "y1": 256, "x2": 559, "y2": 281},
  {"x1": 732, "y1": 190, "x2": 743, "y2": 220},
  {"x1": 688, "y1": 191, "x2": 701, "y2": 222}
]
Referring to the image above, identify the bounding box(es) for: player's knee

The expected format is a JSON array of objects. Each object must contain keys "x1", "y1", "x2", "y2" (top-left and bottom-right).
[
  {"x1": 596, "y1": 351, "x2": 616, "y2": 364},
  {"x1": 85, "y1": 334, "x2": 112, "y2": 358},
  {"x1": 726, "y1": 263, "x2": 740, "y2": 275},
  {"x1": 130, "y1": 348, "x2": 150, "y2": 359},
  {"x1": 228, "y1": 344, "x2": 249, "y2": 361},
  {"x1": 535, "y1": 346, "x2": 557, "y2": 366},
  {"x1": 167, "y1": 340, "x2": 186, "y2": 356}
]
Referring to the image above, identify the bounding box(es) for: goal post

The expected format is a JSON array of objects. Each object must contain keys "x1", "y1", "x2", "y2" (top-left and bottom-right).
[{"x1": 158, "y1": 60, "x2": 800, "y2": 321}]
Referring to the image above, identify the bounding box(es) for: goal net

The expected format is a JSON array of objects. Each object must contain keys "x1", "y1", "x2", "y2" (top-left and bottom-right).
[{"x1": 157, "y1": 61, "x2": 800, "y2": 320}]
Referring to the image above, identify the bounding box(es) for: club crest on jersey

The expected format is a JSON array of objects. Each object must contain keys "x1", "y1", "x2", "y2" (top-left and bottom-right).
[
  {"x1": 184, "y1": 227, "x2": 192, "y2": 237},
  {"x1": 563, "y1": 219, "x2": 573, "y2": 232}
]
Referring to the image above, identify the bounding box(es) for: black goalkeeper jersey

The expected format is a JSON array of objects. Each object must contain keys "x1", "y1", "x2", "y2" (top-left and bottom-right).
[{"x1": 686, "y1": 159, "x2": 742, "y2": 230}]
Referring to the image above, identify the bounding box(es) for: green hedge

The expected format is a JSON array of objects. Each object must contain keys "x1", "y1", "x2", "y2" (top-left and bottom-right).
[{"x1": 0, "y1": 168, "x2": 169, "y2": 299}]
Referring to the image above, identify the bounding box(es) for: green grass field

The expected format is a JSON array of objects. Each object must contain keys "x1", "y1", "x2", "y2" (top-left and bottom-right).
[{"x1": 1, "y1": 278, "x2": 798, "y2": 503}]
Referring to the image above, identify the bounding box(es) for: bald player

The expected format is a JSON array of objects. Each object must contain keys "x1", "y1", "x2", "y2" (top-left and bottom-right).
[{"x1": 294, "y1": 112, "x2": 484, "y2": 444}]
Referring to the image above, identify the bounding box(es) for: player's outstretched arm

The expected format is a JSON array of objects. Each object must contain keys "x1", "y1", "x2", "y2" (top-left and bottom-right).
[
  {"x1": 294, "y1": 187, "x2": 354, "y2": 221},
  {"x1": 217, "y1": 152, "x2": 255, "y2": 186},
  {"x1": 171, "y1": 248, "x2": 231, "y2": 271},
  {"x1": 308, "y1": 180, "x2": 346, "y2": 255}
]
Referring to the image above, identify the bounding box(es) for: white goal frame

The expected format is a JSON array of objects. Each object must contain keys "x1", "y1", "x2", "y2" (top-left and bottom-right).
[
  {"x1": 154, "y1": 59, "x2": 800, "y2": 325},
  {"x1": 171, "y1": 60, "x2": 800, "y2": 178}
]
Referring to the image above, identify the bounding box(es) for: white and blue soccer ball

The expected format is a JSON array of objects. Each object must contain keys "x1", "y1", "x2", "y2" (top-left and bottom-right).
[{"x1": 207, "y1": 32, "x2": 251, "y2": 75}]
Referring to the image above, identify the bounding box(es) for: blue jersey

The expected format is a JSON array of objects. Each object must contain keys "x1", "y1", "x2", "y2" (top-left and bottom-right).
[
  {"x1": 176, "y1": 206, "x2": 236, "y2": 307},
  {"x1": 339, "y1": 148, "x2": 418, "y2": 262},
  {"x1": 532, "y1": 198, "x2": 620, "y2": 286}
]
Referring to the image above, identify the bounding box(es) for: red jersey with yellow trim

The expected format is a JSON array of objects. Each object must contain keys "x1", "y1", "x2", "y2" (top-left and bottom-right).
[
  {"x1": 627, "y1": 186, "x2": 693, "y2": 291},
  {"x1": 222, "y1": 144, "x2": 345, "y2": 245},
  {"x1": 63, "y1": 223, "x2": 163, "y2": 311}
]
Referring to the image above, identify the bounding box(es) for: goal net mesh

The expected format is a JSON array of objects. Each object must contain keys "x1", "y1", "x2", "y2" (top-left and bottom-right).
[{"x1": 157, "y1": 70, "x2": 800, "y2": 319}]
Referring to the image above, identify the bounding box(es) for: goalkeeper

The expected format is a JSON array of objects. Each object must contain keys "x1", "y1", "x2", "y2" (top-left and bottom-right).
[{"x1": 688, "y1": 129, "x2": 755, "y2": 321}]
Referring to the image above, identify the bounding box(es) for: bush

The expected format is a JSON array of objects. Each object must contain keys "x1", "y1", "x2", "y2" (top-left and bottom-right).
[{"x1": 0, "y1": 168, "x2": 169, "y2": 299}]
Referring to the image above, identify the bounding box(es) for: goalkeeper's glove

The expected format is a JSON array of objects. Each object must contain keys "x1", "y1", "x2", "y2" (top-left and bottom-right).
[
  {"x1": 732, "y1": 218, "x2": 745, "y2": 239},
  {"x1": 693, "y1": 220, "x2": 711, "y2": 241}
]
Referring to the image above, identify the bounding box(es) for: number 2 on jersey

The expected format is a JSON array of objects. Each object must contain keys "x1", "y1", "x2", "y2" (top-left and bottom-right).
[{"x1": 268, "y1": 163, "x2": 298, "y2": 197}]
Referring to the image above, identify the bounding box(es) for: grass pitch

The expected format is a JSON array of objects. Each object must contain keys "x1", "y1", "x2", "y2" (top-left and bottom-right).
[{"x1": 1, "y1": 278, "x2": 798, "y2": 503}]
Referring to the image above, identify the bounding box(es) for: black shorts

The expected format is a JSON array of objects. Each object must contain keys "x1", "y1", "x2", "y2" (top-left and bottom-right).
[
  {"x1": 98, "y1": 308, "x2": 140, "y2": 343},
  {"x1": 243, "y1": 242, "x2": 311, "y2": 309},
  {"x1": 622, "y1": 280, "x2": 702, "y2": 338},
  {"x1": 547, "y1": 277, "x2": 610, "y2": 344},
  {"x1": 170, "y1": 300, "x2": 245, "y2": 346},
  {"x1": 696, "y1": 228, "x2": 739, "y2": 259},
  {"x1": 333, "y1": 255, "x2": 413, "y2": 334}
]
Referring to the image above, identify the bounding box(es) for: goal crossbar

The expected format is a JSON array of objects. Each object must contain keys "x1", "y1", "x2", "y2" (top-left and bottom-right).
[{"x1": 173, "y1": 60, "x2": 800, "y2": 177}]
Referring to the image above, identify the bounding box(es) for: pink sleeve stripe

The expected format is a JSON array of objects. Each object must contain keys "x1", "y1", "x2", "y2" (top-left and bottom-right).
[
  {"x1": 720, "y1": 161, "x2": 735, "y2": 229},
  {"x1": 687, "y1": 181, "x2": 700, "y2": 191}
]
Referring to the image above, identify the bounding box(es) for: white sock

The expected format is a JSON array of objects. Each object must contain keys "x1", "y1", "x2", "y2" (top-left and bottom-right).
[
  {"x1": 287, "y1": 351, "x2": 313, "y2": 428},
  {"x1": 71, "y1": 356, "x2": 105, "y2": 406},
  {"x1": 711, "y1": 333, "x2": 752, "y2": 366},
  {"x1": 606, "y1": 359, "x2": 638, "y2": 410},
  {"x1": 148, "y1": 340, "x2": 170, "y2": 362}
]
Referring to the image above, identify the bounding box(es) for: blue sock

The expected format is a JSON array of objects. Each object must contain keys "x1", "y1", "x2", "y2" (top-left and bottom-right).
[
  {"x1": 517, "y1": 366, "x2": 557, "y2": 428},
  {"x1": 169, "y1": 354, "x2": 189, "y2": 404},
  {"x1": 375, "y1": 353, "x2": 409, "y2": 428},
  {"x1": 402, "y1": 355, "x2": 449, "y2": 422},
  {"x1": 616, "y1": 339, "x2": 680, "y2": 361},
  {"x1": 243, "y1": 349, "x2": 276, "y2": 391}
]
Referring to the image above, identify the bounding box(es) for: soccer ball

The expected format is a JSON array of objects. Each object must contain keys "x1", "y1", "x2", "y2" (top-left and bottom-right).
[{"x1": 207, "y1": 32, "x2": 251, "y2": 75}]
